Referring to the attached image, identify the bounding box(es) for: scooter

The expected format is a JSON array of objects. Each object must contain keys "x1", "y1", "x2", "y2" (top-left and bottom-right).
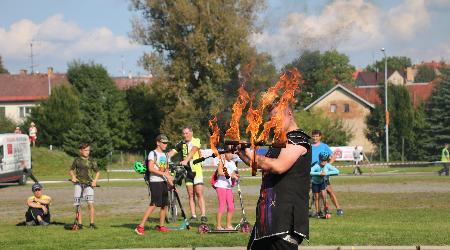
[
  {"x1": 166, "y1": 186, "x2": 191, "y2": 230},
  {"x1": 198, "y1": 179, "x2": 251, "y2": 234}
]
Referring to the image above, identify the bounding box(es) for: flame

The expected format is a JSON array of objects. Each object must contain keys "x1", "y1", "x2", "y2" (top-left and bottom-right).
[
  {"x1": 245, "y1": 77, "x2": 284, "y2": 146},
  {"x1": 258, "y1": 68, "x2": 303, "y2": 144},
  {"x1": 208, "y1": 116, "x2": 221, "y2": 159},
  {"x1": 224, "y1": 85, "x2": 250, "y2": 141}
]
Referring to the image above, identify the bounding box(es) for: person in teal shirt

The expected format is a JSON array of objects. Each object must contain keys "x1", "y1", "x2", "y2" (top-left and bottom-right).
[
  {"x1": 310, "y1": 152, "x2": 339, "y2": 218},
  {"x1": 438, "y1": 143, "x2": 449, "y2": 176}
]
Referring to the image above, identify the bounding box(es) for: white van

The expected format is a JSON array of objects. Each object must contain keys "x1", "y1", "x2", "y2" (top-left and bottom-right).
[{"x1": 0, "y1": 134, "x2": 32, "y2": 185}]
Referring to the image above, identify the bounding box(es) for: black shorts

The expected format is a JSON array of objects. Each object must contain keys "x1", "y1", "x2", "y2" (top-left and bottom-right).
[
  {"x1": 149, "y1": 181, "x2": 168, "y2": 207},
  {"x1": 312, "y1": 182, "x2": 327, "y2": 193}
]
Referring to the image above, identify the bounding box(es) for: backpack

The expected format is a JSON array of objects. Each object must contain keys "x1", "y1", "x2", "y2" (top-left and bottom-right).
[{"x1": 144, "y1": 151, "x2": 158, "y2": 182}]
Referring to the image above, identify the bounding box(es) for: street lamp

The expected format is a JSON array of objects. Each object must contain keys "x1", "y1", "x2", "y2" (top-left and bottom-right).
[{"x1": 381, "y1": 48, "x2": 389, "y2": 162}]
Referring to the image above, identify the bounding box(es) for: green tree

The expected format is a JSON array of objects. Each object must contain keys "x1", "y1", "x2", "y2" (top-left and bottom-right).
[
  {"x1": 295, "y1": 110, "x2": 353, "y2": 146},
  {"x1": 0, "y1": 116, "x2": 16, "y2": 133},
  {"x1": 27, "y1": 84, "x2": 81, "y2": 147},
  {"x1": 130, "y1": 0, "x2": 267, "y2": 140},
  {"x1": 414, "y1": 65, "x2": 436, "y2": 83},
  {"x1": 66, "y1": 61, "x2": 139, "y2": 151},
  {"x1": 285, "y1": 49, "x2": 355, "y2": 108},
  {"x1": 63, "y1": 84, "x2": 112, "y2": 169},
  {"x1": 0, "y1": 55, "x2": 9, "y2": 74},
  {"x1": 125, "y1": 83, "x2": 164, "y2": 150},
  {"x1": 365, "y1": 84, "x2": 420, "y2": 161},
  {"x1": 424, "y1": 69, "x2": 450, "y2": 160},
  {"x1": 365, "y1": 56, "x2": 412, "y2": 73}
]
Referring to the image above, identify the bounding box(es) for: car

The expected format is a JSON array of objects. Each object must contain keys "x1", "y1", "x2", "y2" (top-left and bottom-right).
[{"x1": 0, "y1": 133, "x2": 32, "y2": 185}]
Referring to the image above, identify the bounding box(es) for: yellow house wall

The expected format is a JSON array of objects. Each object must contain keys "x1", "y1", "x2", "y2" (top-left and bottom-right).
[{"x1": 310, "y1": 89, "x2": 375, "y2": 153}]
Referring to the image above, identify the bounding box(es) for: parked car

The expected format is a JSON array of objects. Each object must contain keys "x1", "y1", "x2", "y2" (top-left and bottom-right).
[{"x1": 0, "y1": 133, "x2": 32, "y2": 185}]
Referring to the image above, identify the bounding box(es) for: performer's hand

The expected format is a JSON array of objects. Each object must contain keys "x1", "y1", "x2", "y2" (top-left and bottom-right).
[
  {"x1": 91, "y1": 180, "x2": 97, "y2": 187},
  {"x1": 42, "y1": 206, "x2": 48, "y2": 215},
  {"x1": 180, "y1": 159, "x2": 188, "y2": 166},
  {"x1": 71, "y1": 177, "x2": 78, "y2": 183}
]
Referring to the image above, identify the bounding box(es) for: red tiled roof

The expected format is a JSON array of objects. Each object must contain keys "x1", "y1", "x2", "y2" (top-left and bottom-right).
[
  {"x1": 419, "y1": 61, "x2": 450, "y2": 69},
  {"x1": 346, "y1": 82, "x2": 435, "y2": 107},
  {"x1": 113, "y1": 76, "x2": 153, "y2": 90},
  {"x1": 0, "y1": 73, "x2": 68, "y2": 102}
]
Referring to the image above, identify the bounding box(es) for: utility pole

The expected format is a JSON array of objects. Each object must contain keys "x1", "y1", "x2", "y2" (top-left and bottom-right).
[{"x1": 381, "y1": 48, "x2": 389, "y2": 162}]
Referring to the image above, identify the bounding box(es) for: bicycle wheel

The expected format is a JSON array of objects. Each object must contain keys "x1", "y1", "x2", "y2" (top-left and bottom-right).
[{"x1": 166, "y1": 190, "x2": 178, "y2": 223}]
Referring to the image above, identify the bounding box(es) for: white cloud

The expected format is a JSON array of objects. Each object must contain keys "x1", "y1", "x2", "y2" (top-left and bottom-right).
[
  {"x1": 251, "y1": 0, "x2": 383, "y2": 65},
  {"x1": 386, "y1": 0, "x2": 430, "y2": 41},
  {"x1": 251, "y1": 0, "x2": 433, "y2": 66},
  {"x1": 0, "y1": 14, "x2": 139, "y2": 61}
]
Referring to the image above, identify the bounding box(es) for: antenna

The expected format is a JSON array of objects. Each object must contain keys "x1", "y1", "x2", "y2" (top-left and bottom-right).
[{"x1": 29, "y1": 41, "x2": 39, "y2": 74}]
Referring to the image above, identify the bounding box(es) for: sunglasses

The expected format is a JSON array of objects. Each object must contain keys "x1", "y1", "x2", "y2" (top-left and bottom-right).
[{"x1": 33, "y1": 189, "x2": 41, "y2": 192}]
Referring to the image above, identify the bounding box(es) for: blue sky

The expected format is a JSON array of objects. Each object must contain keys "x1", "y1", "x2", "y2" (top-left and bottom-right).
[{"x1": 1, "y1": 0, "x2": 449, "y2": 76}]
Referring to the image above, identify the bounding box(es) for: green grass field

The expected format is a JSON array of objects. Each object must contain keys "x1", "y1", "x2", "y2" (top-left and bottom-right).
[{"x1": 2, "y1": 147, "x2": 446, "y2": 249}]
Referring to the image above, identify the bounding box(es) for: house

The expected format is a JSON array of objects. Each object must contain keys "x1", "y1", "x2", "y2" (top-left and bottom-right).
[
  {"x1": 304, "y1": 81, "x2": 435, "y2": 153},
  {"x1": 0, "y1": 71, "x2": 152, "y2": 124},
  {"x1": 304, "y1": 84, "x2": 376, "y2": 152},
  {"x1": 0, "y1": 72, "x2": 68, "y2": 123},
  {"x1": 355, "y1": 70, "x2": 405, "y2": 86}
]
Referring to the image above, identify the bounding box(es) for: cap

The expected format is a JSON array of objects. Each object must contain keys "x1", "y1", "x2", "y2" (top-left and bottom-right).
[
  {"x1": 156, "y1": 134, "x2": 170, "y2": 143},
  {"x1": 32, "y1": 183, "x2": 43, "y2": 192}
]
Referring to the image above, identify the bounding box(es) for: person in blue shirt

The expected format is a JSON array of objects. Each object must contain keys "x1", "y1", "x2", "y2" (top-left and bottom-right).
[
  {"x1": 311, "y1": 129, "x2": 343, "y2": 216},
  {"x1": 310, "y1": 152, "x2": 339, "y2": 218}
]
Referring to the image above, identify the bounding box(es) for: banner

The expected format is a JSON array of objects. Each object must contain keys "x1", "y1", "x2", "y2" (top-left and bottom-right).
[{"x1": 330, "y1": 146, "x2": 363, "y2": 161}]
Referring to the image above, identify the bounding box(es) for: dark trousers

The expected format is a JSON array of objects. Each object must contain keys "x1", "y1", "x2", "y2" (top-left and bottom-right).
[
  {"x1": 247, "y1": 227, "x2": 302, "y2": 250},
  {"x1": 25, "y1": 207, "x2": 51, "y2": 223},
  {"x1": 438, "y1": 163, "x2": 449, "y2": 176}
]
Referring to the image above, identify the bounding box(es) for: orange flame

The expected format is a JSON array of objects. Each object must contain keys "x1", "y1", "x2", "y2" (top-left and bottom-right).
[
  {"x1": 224, "y1": 85, "x2": 250, "y2": 141},
  {"x1": 245, "y1": 78, "x2": 284, "y2": 147},
  {"x1": 208, "y1": 116, "x2": 221, "y2": 159},
  {"x1": 258, "y1": 68, "x2": 303, "y2": 144}
]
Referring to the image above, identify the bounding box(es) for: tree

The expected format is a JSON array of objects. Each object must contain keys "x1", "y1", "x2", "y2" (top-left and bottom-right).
[
  {"x1": 365, "y1": 56, "x2": 412, "y2": 73},
  {"x1": 63, "y1": 84, "x2": 112, "y2": 169},
  {"x1": 125, "y1": 83, "x2": 164, "y2": 150},
  {"x1": 66, "y1": 61, "x2": 139, "y2": 151},
  {"x1": 0, "y1": 55, "x2": 9, "y2": 74},
  {"x1": 414, "y1": 65, "x2": 436, "y2": 83},
  {"x1": 27, "y1": 84, "x2": 81, "y2": 147},
  {"x1": 130, "y1": 0, "x2": 268, "y2": 140},
  {"x1": 365, "y1": 84, "x2": 421, "y2": 161},
  {"x1": 423, "y1": 69, "x2": 450, "y2": 160},
  {"x1": 285, "y1": 49, "x2": 355, "y2": 107},
  {"x1": 0, "y1": 116, "x2": 16, "y2": 133},
  {"x1": 295, "y1": 110, "x2": 353, "y2": 146}
]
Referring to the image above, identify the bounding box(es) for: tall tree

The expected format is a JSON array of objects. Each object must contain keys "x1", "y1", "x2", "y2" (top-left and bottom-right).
[
  {"x1": 285, "y1": 49, "x2": 355, "y2": 107},
  {"x1": 0, "y1": 55, "x2": 9, "y2": 74},
  {"x1": 63, "y1": 84, "x2": 112, "y2": 169},
  {"x1": 66, "y1": 61, "x2": 139, "y2": 151},
  {"x1": 130, "y1": 0, "x2": 267, "y2": 141},
  {"x1": 424, "y1": 69, "x2": 450, "y2": 160},
  {"x1": 414, "y1": 65, "x2": 436, "y2": 83},
  {"x1": 365, "y1": 56, "x2": 412, "y2": 73},
  {"x1": 28, "y1": 84, "x2": 81, "y2": 147},
  {"x1": 365, "y1": 84, "x2": 420, "y2": 161}
]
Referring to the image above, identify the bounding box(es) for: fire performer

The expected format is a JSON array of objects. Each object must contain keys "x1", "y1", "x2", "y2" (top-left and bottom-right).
[{"x1": 238, "y1": 104, "x2": 311, "y2": 250}]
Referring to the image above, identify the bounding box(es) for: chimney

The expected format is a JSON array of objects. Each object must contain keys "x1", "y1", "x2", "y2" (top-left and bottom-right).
[
  {"x1": 20, "y1": 69, "x2": 28, "y2": 75},
  {"x1": 406, "y1": 67, "x2": 414, "y2": 83}
]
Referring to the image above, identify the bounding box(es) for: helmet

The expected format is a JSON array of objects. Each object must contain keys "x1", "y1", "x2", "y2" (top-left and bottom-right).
[
  {"x1": 133, "y1": 161, "x2": 147, "y2": 174},
  {"x1": 319, "y1": 152, "x2": 330, "y2": 161},
  {"x1": 32, "y1": 183, "x2": 43, "y2": 192}
]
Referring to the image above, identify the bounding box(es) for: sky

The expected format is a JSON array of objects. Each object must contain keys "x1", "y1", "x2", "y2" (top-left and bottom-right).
[{"x1": 1, "y1": 0, "x2": 449, "y2": 76}]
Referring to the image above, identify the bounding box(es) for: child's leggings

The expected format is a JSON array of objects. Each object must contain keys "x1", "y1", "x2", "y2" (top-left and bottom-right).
[{"x1": 216, "y1": 187, "x2": 235, "y2": 213}]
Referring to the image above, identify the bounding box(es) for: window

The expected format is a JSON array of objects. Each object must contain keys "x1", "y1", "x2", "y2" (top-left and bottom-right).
[
  {"x1": 344, "y1": 104, "x2": 350, "y2": 113},
  {"x1": 0, "y1": 107, "x2": 5, "y2": 118},
  {"x1": 330, "y1": 104, "x2": 337, "y2": 113},
  {"x1": 19, "y1": 107, "x2": 33, "y2": 118}
]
